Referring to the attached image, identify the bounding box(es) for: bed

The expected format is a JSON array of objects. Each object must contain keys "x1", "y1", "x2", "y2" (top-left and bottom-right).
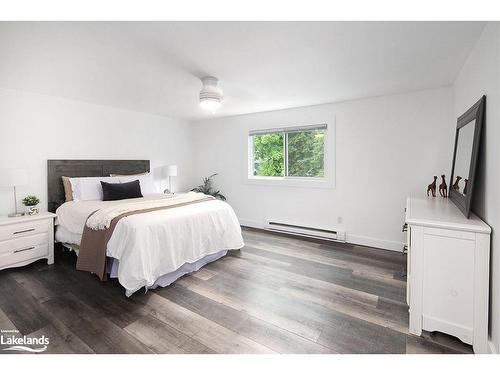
[{"x1": 48, "y1": 160, "x2": 244, "y2": 296}]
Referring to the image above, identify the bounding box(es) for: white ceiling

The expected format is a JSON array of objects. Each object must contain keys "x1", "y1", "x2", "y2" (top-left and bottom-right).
[{"x1": 0, "y1": 22, "x2": 486, "y2": 120}]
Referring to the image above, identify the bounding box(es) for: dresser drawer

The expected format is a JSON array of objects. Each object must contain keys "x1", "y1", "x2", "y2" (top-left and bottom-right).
[
  {"x1": 0, "y1": 233, "x2": 49, "y2": 256},
  {"x1": 0, "y1": 242, "x2": 49, "y2": 269},
  {"x1": 0, "y1": 219, "x2": 50, "y2": 242}
]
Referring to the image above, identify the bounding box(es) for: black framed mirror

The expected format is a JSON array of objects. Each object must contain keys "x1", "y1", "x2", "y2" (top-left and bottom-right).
[{"x1": 449, "y1": 95, "x2": 485, "y2": 218}]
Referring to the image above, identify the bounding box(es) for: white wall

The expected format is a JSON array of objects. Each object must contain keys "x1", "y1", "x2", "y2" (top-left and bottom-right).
[
  {"x1": 453, "y1": 22, "x2": 500, "y2": 354},
  {"x1": 0, "y1": 88, "x2": 195, "y2": 215},
  {"x1": 192, "y1": 87, "x2": 454, "y2": 251}
]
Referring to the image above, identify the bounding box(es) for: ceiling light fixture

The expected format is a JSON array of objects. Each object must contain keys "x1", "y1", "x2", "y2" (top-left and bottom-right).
[{"x1": 199, "y1": 76, "x2": 223, "y2": 113}]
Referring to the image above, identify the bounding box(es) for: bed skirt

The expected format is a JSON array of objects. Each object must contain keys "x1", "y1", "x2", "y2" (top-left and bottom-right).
[
  {"x1": 107, "y1": 250, "x2": 228, "y2": 296},
  {"x1": 60, "y1": 241, "x2": 227, "y2": 297}
]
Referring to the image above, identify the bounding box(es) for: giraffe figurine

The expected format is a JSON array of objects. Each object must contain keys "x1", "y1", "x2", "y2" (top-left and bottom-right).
[
  {"x1": 452, "y1": 176, "x2": 462, "y2": 190},
  {"x1": 438, "y1": 175, "x2": 448, "y2": 197},
  {"x1": 427, "y1": 176, "x2": 437, "y2": 197}
]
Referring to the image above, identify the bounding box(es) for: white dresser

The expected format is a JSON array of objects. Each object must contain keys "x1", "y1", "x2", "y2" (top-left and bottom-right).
[
  {"x1": 405, "y1": 197, "x2": 491, "y2": 354},
  {"x1": 0, "y1": 212, "x2": 56, "y2": 271}
]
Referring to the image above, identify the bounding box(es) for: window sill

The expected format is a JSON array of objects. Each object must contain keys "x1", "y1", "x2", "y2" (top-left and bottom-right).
[{"x1": 245, "y1": 176, "x2": 335, "y2": 189}]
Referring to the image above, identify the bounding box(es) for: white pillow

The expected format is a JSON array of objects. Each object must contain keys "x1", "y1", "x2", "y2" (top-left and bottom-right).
[
  {"x1": 118, "y1": 173, "x2": 157, "y2": 195},
  {"x1": 69, "y1": 176, "x2": 121, "y2": 201}
]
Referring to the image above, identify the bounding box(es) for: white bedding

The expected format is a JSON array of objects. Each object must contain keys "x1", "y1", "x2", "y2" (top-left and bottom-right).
[
  {"x1": 56, "y1": 193, "x2": 244, "y2": 296},
  {"x1": 55, "y1": 225, "x2": 82, "y2": 246},
  {"x1": 56, "y1": 193, "x2": 170, "y2": 235},
  {"x1": 86, "y1": 192, "x2": 211, "y2": 230}
]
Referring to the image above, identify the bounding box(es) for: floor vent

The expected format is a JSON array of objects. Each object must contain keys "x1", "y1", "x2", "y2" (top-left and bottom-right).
[{"x1": 265, "y1": 221, "x2": 346, "y2": 242}]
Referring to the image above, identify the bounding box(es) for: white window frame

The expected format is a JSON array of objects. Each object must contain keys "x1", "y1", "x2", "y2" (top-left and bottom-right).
[{"x1": 247, "y1": 122, "x2": 335, "y2": 189}]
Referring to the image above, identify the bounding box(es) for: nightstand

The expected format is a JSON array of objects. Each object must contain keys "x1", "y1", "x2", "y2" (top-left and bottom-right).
[{"x1": 0, "y1": 212, "x2": 56, "y2": 271}]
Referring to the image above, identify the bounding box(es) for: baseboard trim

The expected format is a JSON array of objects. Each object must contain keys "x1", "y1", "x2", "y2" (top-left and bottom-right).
[
  {"x1": 238, "y1": 218, "x2": 403, "y2": 252},
  {"x1": 488, "y1": 339, "x2": 498, "y2": 354},
  {"x1": 347, "y1": 234, "x2": 403, "y2": 252},
  {"x1": 238, "y1": 218, "x2": 264, "y2": 229}
]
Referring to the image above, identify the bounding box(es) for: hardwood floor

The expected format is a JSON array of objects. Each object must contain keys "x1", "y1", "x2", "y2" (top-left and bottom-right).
[{"x1": 0, "y1": 228, "x2": 473, "y2": 354}]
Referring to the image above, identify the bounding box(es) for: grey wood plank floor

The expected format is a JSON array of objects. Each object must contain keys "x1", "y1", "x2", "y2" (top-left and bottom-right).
[{"x1": 0, "y1": 228, "x2": 473, "y2": 354}]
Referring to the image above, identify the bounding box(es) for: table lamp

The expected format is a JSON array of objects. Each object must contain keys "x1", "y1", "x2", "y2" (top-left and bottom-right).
[
  {"x1": 164, "y1": 165, "x2": 178, "y2": 193},
  {"x1": 0, "y1": 168, "x2": 28, "y2": 217}
]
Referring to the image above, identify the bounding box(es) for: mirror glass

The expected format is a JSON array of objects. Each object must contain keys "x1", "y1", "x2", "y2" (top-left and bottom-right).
[{"x1": 452, "y1": 119, "x2": 476, "y2": 196}]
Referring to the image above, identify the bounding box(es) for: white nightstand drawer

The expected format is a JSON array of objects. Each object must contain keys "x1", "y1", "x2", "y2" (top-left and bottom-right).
[
  {"x1": 0, "y1": 242, "x2": 49, "y2": 268},
  {"x1": 0, "y1": 219, "x2": 50, "y2": 242},
  {"x1": 0, "y1": 213, "x2": 56, "y2": 271},
  {"x1": 0, "y1": 233, "x2": 49, "y2": 256}
]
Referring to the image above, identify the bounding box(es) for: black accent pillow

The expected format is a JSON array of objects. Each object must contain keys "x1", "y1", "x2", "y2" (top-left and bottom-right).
[{"x1": 101, "y1": 180, "x2": 143, "y2": 201}]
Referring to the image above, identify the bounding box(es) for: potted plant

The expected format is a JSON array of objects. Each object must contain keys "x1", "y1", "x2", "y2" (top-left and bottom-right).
[
  {"x1": 191, "y1": 173, "x2": 226, "y2": 201},
  {"x1": 22, "y1": 195, "x2": 40, "y2": 215}
]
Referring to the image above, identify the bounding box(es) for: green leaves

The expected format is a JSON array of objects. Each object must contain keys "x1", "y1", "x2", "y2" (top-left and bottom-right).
[
  {"x1": 288, "y1": 129, "x2": 325, "y2": 177},
  {"x1": 22, "y1": 195, "x2": 40, "y2": 206},
  {"x1": 252, "y1": 133, "x2": 284, "y2": 176},
  {"x1": 191, "y1": 173, "x2": 227, "y2": 201},
  {"x1": 252, "y1": 129, "x2": 325, "y2": 178}
]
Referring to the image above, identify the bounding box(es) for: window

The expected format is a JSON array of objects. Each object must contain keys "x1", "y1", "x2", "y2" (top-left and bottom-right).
[{"x1": 249, "y1": 124, "x2": 327, "y2": 179}]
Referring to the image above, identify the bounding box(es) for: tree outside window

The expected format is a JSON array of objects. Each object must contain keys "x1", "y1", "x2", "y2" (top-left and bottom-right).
[{"x1": 250, "y1": 125, "x2": 326, "y2": 178}]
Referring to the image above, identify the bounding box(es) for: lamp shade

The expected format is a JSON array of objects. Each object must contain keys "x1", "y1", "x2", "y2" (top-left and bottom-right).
[
  {"x1": 0, "y1": 168, "x2": 28, "y2": 187},
  {"x1": 166, "y1": 165, "x2": 178, "y2": 177}
]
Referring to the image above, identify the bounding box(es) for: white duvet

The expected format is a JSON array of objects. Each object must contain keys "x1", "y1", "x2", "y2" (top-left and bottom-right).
[{"x1": 56, "y1": 194, "x2": 244, "y2": 295}]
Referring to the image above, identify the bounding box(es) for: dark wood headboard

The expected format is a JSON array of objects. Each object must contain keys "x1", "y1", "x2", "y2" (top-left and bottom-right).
[{"x1": 47, "y1": 159, "x2": 150, "y2": 212}]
